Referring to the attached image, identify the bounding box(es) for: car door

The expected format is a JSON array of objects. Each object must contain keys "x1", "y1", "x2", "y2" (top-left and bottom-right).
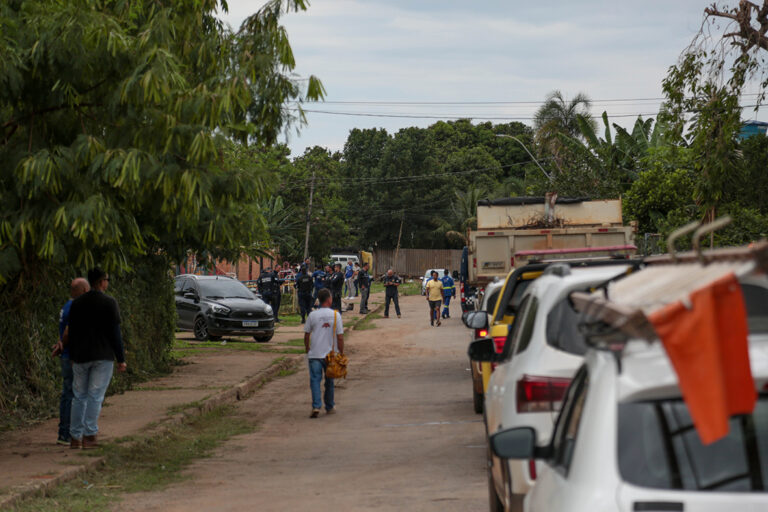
[
  {"x1": 177, "y1": 279, "x2": 200, "y2": 328},
  {"x1": 528, "y1": 367, "x2": 590, "y2": 512}
]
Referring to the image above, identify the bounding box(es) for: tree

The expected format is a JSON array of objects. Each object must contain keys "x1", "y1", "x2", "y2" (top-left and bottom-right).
[
  {"x1": 533, "y1": 90, "x2": 597, "y2": 172},
  {"x1": 0, "y1": 0, "x2": 324, "y2": 282}
]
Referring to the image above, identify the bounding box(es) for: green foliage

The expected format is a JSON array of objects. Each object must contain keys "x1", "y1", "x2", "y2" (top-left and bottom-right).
[{"x1": 0, "y1": 256, "x2": 175, "y2": 430}]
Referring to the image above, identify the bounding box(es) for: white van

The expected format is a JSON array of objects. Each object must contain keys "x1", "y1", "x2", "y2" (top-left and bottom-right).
[{"x1": 330, "y1": 254, "x2": 359, "y2": 267}]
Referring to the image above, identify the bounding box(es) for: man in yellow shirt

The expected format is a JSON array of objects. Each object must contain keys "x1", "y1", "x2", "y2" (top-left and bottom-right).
[{"x1": 424, "y1": 270, "x2": 445, "y2": 327}]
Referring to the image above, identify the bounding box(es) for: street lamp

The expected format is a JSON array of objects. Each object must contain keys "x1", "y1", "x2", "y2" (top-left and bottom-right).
[{"x1": 495, "y1": 134, "x2": 552, "y2": 182}]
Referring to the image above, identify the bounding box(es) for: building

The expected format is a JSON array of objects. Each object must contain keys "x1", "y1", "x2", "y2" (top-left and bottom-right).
[{"x1": 739, "y1": 120, "x2": 768, "y2": 140}]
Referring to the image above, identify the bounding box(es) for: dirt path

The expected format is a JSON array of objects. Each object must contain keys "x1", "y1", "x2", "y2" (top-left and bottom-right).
[{"x1": 119, "y1": 294, "x2": 487, "y2": 511}]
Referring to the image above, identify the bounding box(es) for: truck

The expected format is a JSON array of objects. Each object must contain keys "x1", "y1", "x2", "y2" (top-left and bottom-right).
[{"x1": 466, "y1": 196, "x2": 636, "y2": 286}]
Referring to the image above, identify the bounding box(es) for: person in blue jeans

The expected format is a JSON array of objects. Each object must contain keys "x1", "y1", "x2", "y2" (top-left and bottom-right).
[
  {"x1": 51, "y1": 277, "x2": 90, "y2": 445},
  {"x1": 303, "y1": 288, "x2": 344, "y2": 418},
  {"x1": 64, "y1": 267, "x2": 127, "y2": 449}
]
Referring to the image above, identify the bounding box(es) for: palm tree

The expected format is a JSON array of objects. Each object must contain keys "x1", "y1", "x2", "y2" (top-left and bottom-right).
[
  {"x1": 434, "y1": 187, "x2": 484, "y2": 245},
  {"x1": 533, "y1": 91, "x2": 597, "y2": 171}
]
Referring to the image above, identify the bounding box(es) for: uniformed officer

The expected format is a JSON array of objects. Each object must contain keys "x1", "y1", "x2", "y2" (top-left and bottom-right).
[
  {"x1": 311, "y1": 265, "x2": 326, "y2": 308},
  {"x1": 256, "y1": 267, "x2": 275, "y2": 318},
  {"x1": 440, "y1": 269, "x2": 456, "y2": 319},
  {"x1": 294, "y1": 265, "x2": 314, "y2": 324},
  {"x1": 329, "y1": 262, "x2": 345, "y2": 313},
  {"x1": 382, "y1": 268, "x2": 402, "y2": 318},
  {"x1": 268, "y1": 267, "x2": 284, "y2": 322},
  {"x1": 357, "y1": 262, "x2": 372, "y2": 314}
]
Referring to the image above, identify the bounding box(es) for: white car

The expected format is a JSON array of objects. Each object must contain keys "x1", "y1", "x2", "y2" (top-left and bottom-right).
[
  {"x1": 421, "y1": 268, "x2": 447, "y2": 295},
  {"x1": 489, "y1": 275, "x2": 768, "y2": 512},
  {"x1": 479, "y1": 263, "x2": 632, "y2": 510}
]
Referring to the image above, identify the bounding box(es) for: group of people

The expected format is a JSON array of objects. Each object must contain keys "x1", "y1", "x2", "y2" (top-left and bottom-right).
[
  {"x1": 293, "y1": 260, "x2": 373, "y2": 323},
  {"x1": 53, "y1": 268, "x2": 126, "y2": 448}
]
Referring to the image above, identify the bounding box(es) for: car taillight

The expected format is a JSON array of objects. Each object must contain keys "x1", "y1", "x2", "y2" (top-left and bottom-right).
[
  {"x1": 492, "y1": 336, "x2": 505, "y2": 354},
  {"x1": 510, "y1": 256, "x2": 515, "y2": 269},
  {"x1": 476, "y1": 329, "x2": 488, "y2": 338},
  {"x1": 516, "y1": 375, "x2": 571, "y2": 413},
  {"x1": 528, "y1": 459, "x2": 537, "y2": 480},
  {"x1": 461, "y1": 283, "x2": 466, "y2": 303}
]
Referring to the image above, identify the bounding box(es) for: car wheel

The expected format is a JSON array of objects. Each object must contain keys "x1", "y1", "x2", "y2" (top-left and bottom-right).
[
  {"x1": 253, "y1": 333, "x2": 274, "y2": 343},
  {"x1": 473, "y1": 388, "x2": 484, "y2": 415},
  {"x1": 193, "y1": 317, "x2": 210, "y2": 341}
]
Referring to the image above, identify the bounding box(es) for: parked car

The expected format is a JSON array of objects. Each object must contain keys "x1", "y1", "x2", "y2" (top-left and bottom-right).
[
  {"x1": 464, "y1": 279, "x2": 505, "y2": 414},
  {"x1": 490, "y1": 318, "x2": 768, "y2": 512},
  {"x1": 473, "y1": 263, "x2": 633, "y2": 511},
  {"x1": 174, "y1": 274, "x2": 275, "y2": 342},
  {"x1": 421, "y1": 268, "x2": 448, "y2": 295}
]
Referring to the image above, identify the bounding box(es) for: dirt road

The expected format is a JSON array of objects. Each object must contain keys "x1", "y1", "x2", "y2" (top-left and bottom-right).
[{"x1": 121, "y1": 294, "x2": 488, "y2": 511}]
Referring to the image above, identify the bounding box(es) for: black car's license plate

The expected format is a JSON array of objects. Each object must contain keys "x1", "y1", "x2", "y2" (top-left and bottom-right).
[{"x1": 242, "y1": 320, "x2": 260, "y2": 327}]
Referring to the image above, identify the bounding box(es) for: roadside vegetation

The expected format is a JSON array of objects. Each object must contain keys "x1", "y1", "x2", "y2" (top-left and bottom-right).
[{"x1": 8, "y1": 406, "x2": 254, "y2": 512}]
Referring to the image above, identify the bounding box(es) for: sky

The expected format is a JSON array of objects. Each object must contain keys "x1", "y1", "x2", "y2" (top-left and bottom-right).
[{"x1": 218, "y1": 1, "x2": 767, "y2": 156}]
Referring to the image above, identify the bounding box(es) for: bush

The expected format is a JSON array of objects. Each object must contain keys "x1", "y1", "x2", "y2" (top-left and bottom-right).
[{"x1": 0, "y1": 256, "x2": 175, "y2": 431}]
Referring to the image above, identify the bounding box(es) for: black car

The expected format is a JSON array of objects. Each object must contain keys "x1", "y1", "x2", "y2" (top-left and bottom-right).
[{"x1": 174, "y1": 274, "x2": 275, "y2": 342}]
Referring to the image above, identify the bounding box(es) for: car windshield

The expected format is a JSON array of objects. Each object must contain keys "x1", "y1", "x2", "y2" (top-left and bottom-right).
[
  {"x1": 618, "y1": 395, "x2": 768, "y2": 491},
  {"x1": 198, "y1": 279, "x2": 254, "y2": 300}
]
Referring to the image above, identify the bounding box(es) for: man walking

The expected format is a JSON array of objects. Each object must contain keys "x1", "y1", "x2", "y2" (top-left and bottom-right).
[
  {"x1": 65, "y1": 268, "x2": 127, "y2": 449},
  {"x1": 344, "y1": 260, "x2": 355, "y2": 300},
  {"x1": 329, "y1": 262, "x2": 345, "y2": 313},
  {"x1": 425, "y1": 270, "x2": 445, "y2": 326},
  {"x1": 303, "y1": 288, "x2": 344, "y2": 418},
  {"x1": 295, "y1": 265, "x2": 314, "y2": 324},
  {"x1": 383, "y1": 268, "x2": 402, "y2": 318},
  {"x1": 52, "y1": 277, "x2": 90, "y2": 445},
  {"x1": 357, "y1": 262, "x2": 371, "y2": 314},
  {"x1": 440, "y1": 269, "x2": 456, "y2": 319}
]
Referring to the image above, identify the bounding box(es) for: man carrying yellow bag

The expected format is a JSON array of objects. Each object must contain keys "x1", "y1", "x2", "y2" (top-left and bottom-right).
[{"x1": 304, "y1": 288, "x2": 345, "y2": 418}]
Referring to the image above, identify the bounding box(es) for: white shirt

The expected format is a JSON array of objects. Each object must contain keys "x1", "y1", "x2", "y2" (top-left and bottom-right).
[{"x1": 304, "y1": 307, "x2": 343, "y2": 359}]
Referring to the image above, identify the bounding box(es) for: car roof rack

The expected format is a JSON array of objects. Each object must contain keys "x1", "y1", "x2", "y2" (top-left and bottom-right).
[{"x1": 571, "y1": 218, "x2": 768, "y2": 347}]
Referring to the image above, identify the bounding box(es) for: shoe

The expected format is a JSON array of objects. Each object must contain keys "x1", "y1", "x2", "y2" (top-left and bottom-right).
[
  {"x1": 431, "y1": 321, "x2": 434, "y2": 326},
  {"x1": 57, "y1": 437, "x2": 70, "y2": 446},
  {"x1": 83, "y1": 435, "x2": 99, "y2": 449},
  {"x1": 437, "y1": 320, "x2": 442, "y2": 327},
  {"x1": 310, "y1": 409, "x2": 320, "y2": 418},
  {"x1": 383, "y1": 315, "x2": 389, "y2": 318},
  {"x1": 397, "y1": 315, "x2": 401, "y2": 318},
  {"x1": 70, "y1": 438, "x2": 82, "y2": 449},
  {"x1": 326, "y1": 408, "x2": 336, "y2": 415},
  {"x1": 275, "y1": 318, "x2": 281, "y2": 323}
]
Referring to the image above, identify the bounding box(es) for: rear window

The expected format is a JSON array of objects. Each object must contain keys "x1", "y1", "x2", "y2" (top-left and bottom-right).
[
  {"x1": 545, "y1": 298, "x2": 588, "y2": 355},
  {"x1": 483, "y1": 289, "x2": 501, "y2": 313},
  {"x1": 498, "y1": 279, "x2": 534, "y2": 321},
  {"x1": 618, "y1": 396, "x2": 768, "y2": 491},
  {"x1": 743, "y1": 284, "x2": 768, "y2": 334}
]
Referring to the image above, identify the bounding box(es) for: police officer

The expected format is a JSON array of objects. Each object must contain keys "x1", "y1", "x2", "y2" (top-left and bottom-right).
[
  {"x1": 256, "y1": 266, "x2": 274, "y2": 317},
  {"x1": 295, "y1": 265, "x2": 314, "y2": 324},
  {"x1": 329, "y1": 262, "x2": 345, "y2": 313},
  {"x1": 357, "y1": 262, "x2": 372, "y2": 314},
  {"x1": 440, "y1": 269, "x2": 456, "y2": 319},
  {"x1": 383, "y1": 268, "x2": 402, "y2": 318},
  {"x1": 269, "y1": 266, "x2": 284, "y2": 322},
  {"x1": 311, "y1": 264, "x2": 326, "y2": 308}
]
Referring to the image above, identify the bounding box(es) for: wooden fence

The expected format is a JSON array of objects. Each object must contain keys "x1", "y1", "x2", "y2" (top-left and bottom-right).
[{"x1": 373, "y1": 248, "x2": 462, "y2": 278}]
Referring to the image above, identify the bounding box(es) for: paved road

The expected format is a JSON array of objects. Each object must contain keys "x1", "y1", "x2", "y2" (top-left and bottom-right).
[{"x1": 121, "y1": 294, "x2": 488, "y2": 511}]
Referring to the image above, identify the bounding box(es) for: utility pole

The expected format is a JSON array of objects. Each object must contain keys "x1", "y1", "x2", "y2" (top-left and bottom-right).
[
  {"x1": 303, "y1": 171, "x2": 316, "y2": 261},
  {"x1": 394, "y1": 210, "x2": 404, "y2": 268}
]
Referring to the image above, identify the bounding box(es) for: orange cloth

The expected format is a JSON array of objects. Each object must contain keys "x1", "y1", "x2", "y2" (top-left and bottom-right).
[{"x1": 648, "y1": 272, "x2": 756, "y2": 445}]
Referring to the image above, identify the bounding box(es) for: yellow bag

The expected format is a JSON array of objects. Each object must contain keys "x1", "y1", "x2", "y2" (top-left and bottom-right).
[{"x1": 325, "y1": 311, "x2": 348, "y2": 379}]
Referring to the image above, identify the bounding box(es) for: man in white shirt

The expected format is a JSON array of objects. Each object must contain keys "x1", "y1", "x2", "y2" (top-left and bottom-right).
[{"x1": 303, "y1": 288, "x2": 344, "y2": 418}]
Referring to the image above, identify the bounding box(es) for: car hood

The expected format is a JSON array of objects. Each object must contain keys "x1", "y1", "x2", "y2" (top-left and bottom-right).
[{"x1": 204, "y1": 297, "x2": 270, "y2": 311}]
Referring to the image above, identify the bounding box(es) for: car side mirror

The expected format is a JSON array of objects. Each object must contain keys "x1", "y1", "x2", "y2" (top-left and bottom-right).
[
  {"x1": 489, "y1": 427, "x2": 544, "y2": 460},
  {"x1": 465, "y1": 311, "x2": 489, "y2": 330},
  {"x1": 468, "y1": 338, "x2": 498, "y2": 363},
  {"x1": 184, "y1": 291, "x2": 197, "y2": 301},
  {"x1": 461, "y1": 311, "x2": 471, "y2": 326}
]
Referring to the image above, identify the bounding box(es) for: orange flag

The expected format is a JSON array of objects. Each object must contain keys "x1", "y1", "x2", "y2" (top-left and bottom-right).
[{"x1": 648, "y1": 273, "x2": 756, "y2": 445}]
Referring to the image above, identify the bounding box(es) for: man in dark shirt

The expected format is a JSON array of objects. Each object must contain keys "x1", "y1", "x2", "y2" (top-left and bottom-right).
[
  {"x1": 383, "y1": 268, "x2": 402, "y2": 318},
  {"x1": 294, "y1": 265, "x2": 314, "y2": 324},
  {"x1": 52, "y1": 277, "x2": 90, "y2": 445},
  {"x1": 66, "y1": 267, "x2": 127, "y2": 449},
  {"x1": 329, "y1": 262, "x2": 345, "y2": 313},
  {"x1": 311, "y1": 265, "x2": 326, "y2": 308},
  {"x1": 268, "y1": 267, "x2": 284, "y2": 323},
  {"x1": 357, "y1": 262, "x2": 371, "y2": 314}
]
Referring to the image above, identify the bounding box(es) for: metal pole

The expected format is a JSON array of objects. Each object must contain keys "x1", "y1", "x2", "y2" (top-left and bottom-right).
[
  {"x1": 303, "y1": 171, "x2": 316, "y2": 260},
  {"x1": 495, "y1": 134, "x2": 553, "y2": 182}
]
